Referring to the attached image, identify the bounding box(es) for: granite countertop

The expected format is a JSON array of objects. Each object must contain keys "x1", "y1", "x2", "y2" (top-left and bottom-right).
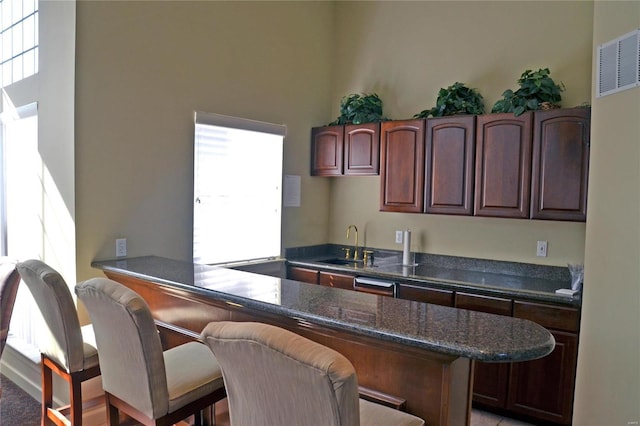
[
  {"x1": 92, "y1": 255, "x2": 555, "y2": 363},
  {"x1": 286, "y1": 245, "x2": 582, "y2": 306}
]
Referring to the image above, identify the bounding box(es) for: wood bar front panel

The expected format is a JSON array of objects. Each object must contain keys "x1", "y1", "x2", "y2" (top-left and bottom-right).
[{"x1": 104, "y1": 271, "x2": 472, "y2": 426}]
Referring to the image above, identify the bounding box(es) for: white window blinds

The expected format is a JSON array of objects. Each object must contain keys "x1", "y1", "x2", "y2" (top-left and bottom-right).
[{"x1": 193, "y1": 111, "x2": 285, "y2": 265}]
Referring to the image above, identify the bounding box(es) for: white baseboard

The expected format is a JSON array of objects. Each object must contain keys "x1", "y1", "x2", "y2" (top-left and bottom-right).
[
  {"x1": 1, "y1": 339, "x2": 74, "y2": 407},
  {"x1": 0, "y1": 342, "x2": 41, "y2": 402}
]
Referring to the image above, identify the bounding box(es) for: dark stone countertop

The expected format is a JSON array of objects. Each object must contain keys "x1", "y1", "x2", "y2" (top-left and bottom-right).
[
  {"x1": 92, "y1": 255, "x2": 555, "y2": 363},
  {"x1": 285, "y1": 245, "x2": 582, "y2": 307}
]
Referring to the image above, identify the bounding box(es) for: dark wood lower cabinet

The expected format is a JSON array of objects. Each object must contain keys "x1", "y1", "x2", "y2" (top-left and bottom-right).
[
  {"x1": 319, "y1": 270, "x2": 355, "y2": 290},
  {"x1": 397, "y1": 282, "x2": 454, "y2": 306},
  {"x1": 287, "y1": 264, "x2": 579, "y2": 425},
  {"x1": 286, "y1": 265, "x2": 319, "y2": 284},
  {"x1": 455, "y1": 293, "x2": 513, "y2": 409},
  {"x1": 508, "y1": 331, "x2": 578, "y2": 424}
]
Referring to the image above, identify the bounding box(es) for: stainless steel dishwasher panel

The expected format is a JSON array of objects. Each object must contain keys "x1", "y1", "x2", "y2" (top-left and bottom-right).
[{"x1": 353, "y1": 276, "x2": 397, "y2": 297}]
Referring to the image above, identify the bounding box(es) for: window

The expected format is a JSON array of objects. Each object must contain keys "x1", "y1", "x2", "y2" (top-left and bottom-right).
[
  {"x1": 0, "y1": 0, "x2": 39, "y2": 88},
  {"x1": 193, "y1": 112, "x2": 285, "y2": 265},
  {"x1": 0, "y1": 98, "x2": 45, "y2": 356},
  {"x1": 0, "y1": 0, "x2": 41, "y2": 358}
]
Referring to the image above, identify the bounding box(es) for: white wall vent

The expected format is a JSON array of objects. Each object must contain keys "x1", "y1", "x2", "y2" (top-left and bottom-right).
[{"x1": 597, "y1": 28, "x2": 640, "y2": 98}]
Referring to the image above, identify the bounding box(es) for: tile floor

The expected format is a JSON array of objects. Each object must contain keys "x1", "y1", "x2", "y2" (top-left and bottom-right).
[{"x1": 471, "y1": 408, "x2": 535, "y2": 426}]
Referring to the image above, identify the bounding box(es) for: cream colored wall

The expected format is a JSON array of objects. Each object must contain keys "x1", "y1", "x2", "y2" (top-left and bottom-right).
[
  {"x1": 74, "y1": 1, "x2": 335, "y2": 282},
  {"x1": 328, "y1": 1, "x2": 593, "y2": 266},
  {"x1": 573, "y1": 2, "x2": 640, "y2": 424}
]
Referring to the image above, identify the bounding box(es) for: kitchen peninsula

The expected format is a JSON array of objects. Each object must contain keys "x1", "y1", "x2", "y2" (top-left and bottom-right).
[{"x1": 92, "y1": 255, "x2": 555, "y2": 426}]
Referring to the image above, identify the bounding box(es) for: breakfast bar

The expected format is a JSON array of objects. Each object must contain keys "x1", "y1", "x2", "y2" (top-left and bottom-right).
[{"x1": 92, "y1": 255, "x2": 555, "y2": 426}]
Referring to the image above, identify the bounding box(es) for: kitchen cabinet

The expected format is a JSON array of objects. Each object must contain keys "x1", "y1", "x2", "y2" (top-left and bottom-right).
[
  {"x1": 455, "y1": 293, "x2": 513, "y2": 409},
  {"x1": 311, "y1": 123, "x2": 380, "y2": 176},
  {"x1": 509, "y1": 301, "x2": 580, "y2": 424},
  {"x1": 319, "y1": 270, "x2": 355, "y2": 290},
  {"x1": 396, "y1": 282, "x2": 454, "y2": 306},
  {"x1": 311, "y1": 125, "x2": 343, "y2": 176},
  {"x1": 344, "y1": 123, "x2": 380, "y2": 175},
  {"x1": 425, "y1": 115, "x2": 476, "y2": 215},
  {"x1": 475, "y1": 112, "x2": 533, "y2": 218},
  {"x1": 286, "y1": 259, "x2": 580, "y2": 425},
  {"x1": 380, "y1": 119, "x2": 426, "y2": 213},
  {"x1": 531, "y1": 108, "x2": 590, "y2": 221},
  {"x1": 287, "y1": 265, "x2": 319, "y2": 284}
]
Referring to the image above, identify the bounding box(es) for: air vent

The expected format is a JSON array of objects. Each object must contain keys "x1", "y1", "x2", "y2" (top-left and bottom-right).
[{"x1": 597, "y1": 28, "x2": 640, "y2": 98}]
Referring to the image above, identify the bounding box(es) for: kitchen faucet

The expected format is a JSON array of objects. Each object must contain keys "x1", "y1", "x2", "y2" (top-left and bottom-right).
[{"x1": 346, "y1": 224, "x2": 358, "y2": 261}]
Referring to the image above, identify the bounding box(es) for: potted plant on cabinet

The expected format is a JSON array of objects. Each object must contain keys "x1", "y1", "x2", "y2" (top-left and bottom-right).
[
  {"x1": 491, "y1": 68, "x2": 565, "y2": 116},
  {"x1": 414, "y1": 82, "x2": 485, "y2": 118},
  {"x1": 329, "y1": 93, "x2": 389, "y2": 125}
]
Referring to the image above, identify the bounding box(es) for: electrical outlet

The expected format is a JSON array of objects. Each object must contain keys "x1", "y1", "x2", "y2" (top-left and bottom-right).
[
  {"x1": 116, "y1": 238, "x2": 127, "y2": 257},
  {"x1": 536, "y1": 240, "x2": 548, "y2": 257},
  {"x1": 395, "y1": 230, "x2": 403, "y2": 244}
]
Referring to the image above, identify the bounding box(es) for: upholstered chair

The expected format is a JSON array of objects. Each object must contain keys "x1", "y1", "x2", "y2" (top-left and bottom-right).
[
  {"x1": 16, "y1": 259, "x2": 101, "y2": 426},
  {"x1": 201, "y1": 321, "x2": 425, "y2": 426},
  {"x1": 0, "y1": 257, "x2": 21, "y2": 398},
  {"x1": 0, "y1": 257, "x2": 20, "y2": 360},
  {"x1": 75, "y1": 277, "x2": 226, "y2": 426}
]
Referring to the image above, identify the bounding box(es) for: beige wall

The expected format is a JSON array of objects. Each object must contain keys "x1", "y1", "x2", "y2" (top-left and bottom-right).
[
  {"x1": 574, "y1": 2, "x2": 640, "y2": 424},
  {"x1": 71, "y1": 1, "x2": 639, "y2": 423},
  {"x1": 75, "y1": 1, "x2": 335, "y2": 281},
  {"x1": 328, "y1": 1, "x2": 593, "y2": 266}
]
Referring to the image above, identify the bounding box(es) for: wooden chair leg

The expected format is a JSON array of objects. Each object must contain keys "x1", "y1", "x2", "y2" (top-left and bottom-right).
[
  {"x1": 106, "y1": 395, "x2": 120, "y2": 426},
  {"x1": 41, "y1": 355, "x2": 54, "y2": 426},
  {"x1": 68, "y1": 375, "x2": 83, "y2": 426}
]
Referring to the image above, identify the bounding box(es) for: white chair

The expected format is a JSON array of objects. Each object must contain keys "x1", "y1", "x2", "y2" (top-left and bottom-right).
[
  {"x1": 16, "y1": 259, "x2": 101, "y2": 426},
  {"x1": 75, "y1": 277, "x2": 226, "y2": 426},
  {"x1": 201, "y1": 321, "x2": 425, "y2": 426}
]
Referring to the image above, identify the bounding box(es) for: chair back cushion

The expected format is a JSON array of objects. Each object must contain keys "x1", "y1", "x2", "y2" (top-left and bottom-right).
[
  {"x1": 0, "y1": 258, "x2": 21, "y2": 359},
  {"x1": 16, "y1": 259, "x2": 85, "y2": 372},
  {"x1": 201, "y1": 321, "x2": 360, "y2": 426},
  {"x1": 75, "y1": 277, "x2": 169, "y2": 419}
]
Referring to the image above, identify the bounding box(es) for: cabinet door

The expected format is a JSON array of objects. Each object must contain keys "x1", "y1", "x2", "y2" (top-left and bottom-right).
[
  {"x1": 455, "y1": 293, "x2": 513, "y2": 408},
  {"x1": 319, "y1": 271, "x2": 355, "y2": 290},
  {"x1": 287, "y1": 266, "x2": 319, "y2": 284},
  {"x1": 396, "y1": 283, "x2": 454, "y2": 306},
  {"x1": 311, "y1": 125, "x2": 343, "y2": 176},
  {"x1": 507, "y1": 331, "x2": 578, "y2": 425},
  {"x1": 380, "y1": 119, "x2": 426, "y2": 212},
  {"x1": 425, "y1": 115, "x2": 475, "y2": 215},
  {"x1": 475, "y1": 113, "x2": 533, "y2": 218},
  {"x1": 344, "y1": 123, "x2": 380, "y2": 175},
  {"x1": 531, "y1": 108, "x2": 590, "y2": 221}
]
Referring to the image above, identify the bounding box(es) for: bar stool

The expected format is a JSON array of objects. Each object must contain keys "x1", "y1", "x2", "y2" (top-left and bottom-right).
[
  {"x1": 76, "y1": 277, "x2": 226, "y2": 426},
  {"x1": 16, "y1": 259, "x2": 101, "y2": 426},
  {"x1": 201, "y1": 321, "x2": 425, "y2": 426}
]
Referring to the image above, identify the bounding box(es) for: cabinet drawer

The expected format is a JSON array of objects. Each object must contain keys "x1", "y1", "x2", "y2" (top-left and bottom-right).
[
  {"x1": 396, "y1": 283, "x2": 454, "y2": 306},
  {"x1": 455, "y1": 292, "x2": 513, "y2": 316},
  {"x1": 513, "y1": 301, "x2": 579, "y2": 333},
  {"x1": 319, "y1": 271, "x2": 354, "y2": 290},
  {"x1": 287, "y1": 266, "x2": 319, "y2": 285}
]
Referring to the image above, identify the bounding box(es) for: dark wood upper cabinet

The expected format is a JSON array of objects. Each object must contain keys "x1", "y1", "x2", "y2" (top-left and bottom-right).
[
  {"x1": 344, "y1": 123, "x2": 380, "y2": 175},
  {"x1": 311, "y1": 124, "x2": 379, "y2": 176},
  {"x1": 380, "y1": 119, "x2": 426, "y2": 213},
  {"x1": 531, "y1": 108, "x2": 590, "y2": 221},
  {"x1": 311, "y1": 125, "x2": 344, "y2": 176},
  {"x1": 475, "y1": 113, "x2": 533, "y2": 218},
  {"x1": 425, "y1": 115, "x2": 476, "y2": 215}
]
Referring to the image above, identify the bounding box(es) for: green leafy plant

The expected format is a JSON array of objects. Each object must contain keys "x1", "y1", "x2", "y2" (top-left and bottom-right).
[
  {"x1": 329, "y1": 93, "x2": 389, "y2": 125},
  {"x1": 414, "y1": 82, "x2": 485, "y2": 118},
  {"x1": 492, "y1": 68, "x2": 565, "y2": 116}
]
